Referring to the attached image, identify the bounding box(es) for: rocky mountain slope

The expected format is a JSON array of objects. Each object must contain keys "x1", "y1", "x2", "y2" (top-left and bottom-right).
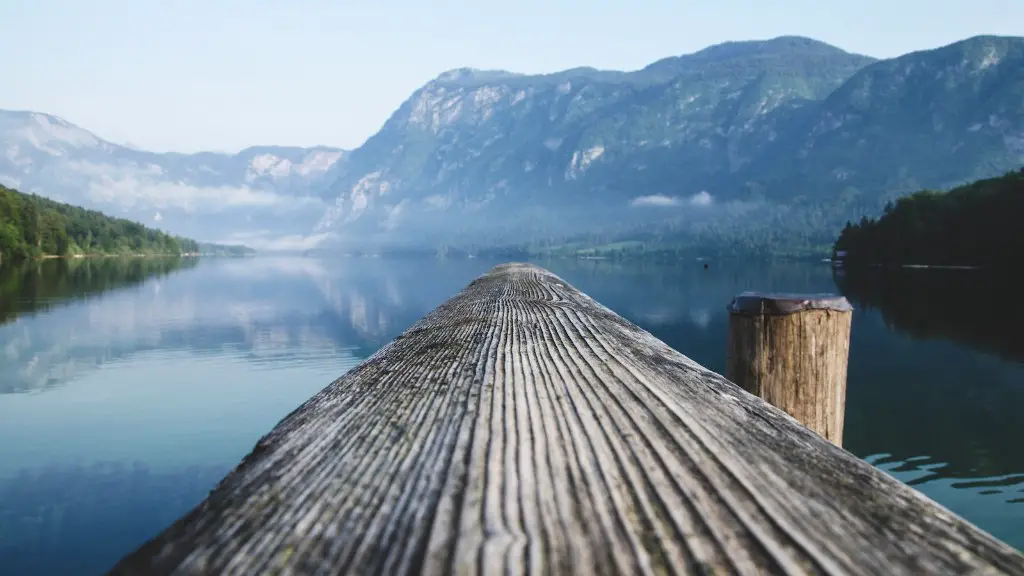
[
  {"x1": 316, "y1": 35, "x2": 1024, "y2": 254},
  {"x1": 0, "y1": 110, "x2": 345, "y2": 249}
]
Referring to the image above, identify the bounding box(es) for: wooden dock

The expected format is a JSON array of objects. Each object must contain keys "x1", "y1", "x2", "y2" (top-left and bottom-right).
[{"x1": 109, "y1": 263, "x2": 1024, "y2": 575}]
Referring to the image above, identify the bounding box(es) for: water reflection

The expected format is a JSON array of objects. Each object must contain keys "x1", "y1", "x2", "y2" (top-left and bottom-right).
[
  {"x1": 0, "y1": 257, "x2": 498, "y2": 395},
  {"x1": 0, "y1": 257, "x2": 508, "y2": 574},
  {"x1": 835, "y1": 267, "x2": 1022, "y2": 363},
  {"x1": 0, "y1": 462, "x2": 229, "y2": 576},
  {"x1": 0, "y1": 258, "x2": 196, "y2": 326},
  {"x1": 831, "y1": 267, "x2": 1024, "y2": 546},
  {"x1": 0, "y1": 256, "x2": 1020, "y2": 574}
]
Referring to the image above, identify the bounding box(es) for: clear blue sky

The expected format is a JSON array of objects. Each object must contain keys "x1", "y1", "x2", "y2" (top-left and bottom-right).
[{"x1": 2, "y1": 0, "x2": 1020, "y2": 153}]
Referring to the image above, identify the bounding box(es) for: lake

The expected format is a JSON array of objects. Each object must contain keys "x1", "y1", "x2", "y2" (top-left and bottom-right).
[{"x1": 1, "y1": 256, "x2": 1021, "y2": 574}]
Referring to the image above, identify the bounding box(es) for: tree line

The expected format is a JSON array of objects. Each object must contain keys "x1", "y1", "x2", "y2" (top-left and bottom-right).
[
  {"x1": 0, "y1": 184, "x2": 201, "y2": 262},
  {"x1": 833, "y1": 168, "x2": 1023, "y2": 268}
]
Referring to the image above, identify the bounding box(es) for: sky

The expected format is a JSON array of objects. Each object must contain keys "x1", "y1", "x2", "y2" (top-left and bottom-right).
[{"x1": 1, "y1": 0, "x2": 1021, "y2": 154}]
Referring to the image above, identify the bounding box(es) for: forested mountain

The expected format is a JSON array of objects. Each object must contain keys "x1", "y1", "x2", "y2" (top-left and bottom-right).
[
  {"x1": 315, "y1": 35, "x2": 1024, "y2": 256},
  {"x1": 834, "y1": 168, "x2": 1024, "y2": 268},
  {"x1": 0, "y1": 184, "x2": 237, "y2": 262}
]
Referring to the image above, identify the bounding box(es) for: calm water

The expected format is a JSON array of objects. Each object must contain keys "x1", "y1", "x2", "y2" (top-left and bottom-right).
[{"x1": 0, "y1": 256, "x2": 1021, "y2": 573}]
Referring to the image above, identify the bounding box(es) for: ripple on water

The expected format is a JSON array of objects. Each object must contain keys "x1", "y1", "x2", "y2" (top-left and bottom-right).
[{"x1": 864, "y1": 453, "x2": 1024, "y2": 549}]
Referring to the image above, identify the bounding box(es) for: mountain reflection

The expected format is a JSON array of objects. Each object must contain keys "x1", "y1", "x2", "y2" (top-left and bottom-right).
[{"x1": 0, "y1": 257, "x2": 502, "y2": 394}]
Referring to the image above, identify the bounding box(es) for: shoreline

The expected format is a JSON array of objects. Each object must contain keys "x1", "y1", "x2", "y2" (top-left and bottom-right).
[
  {"x1": 6, "y1": 252, "x2": 255, "y2": 264},
  {"x1": 40, "y1": 253, "x2": 190, "y2": 260},
  {"x1": 2, "y1": 253, "x2": 193, "y2": 265},
  {"x1": 832, "y1": 260, "x2": 985, "y2": 271}
]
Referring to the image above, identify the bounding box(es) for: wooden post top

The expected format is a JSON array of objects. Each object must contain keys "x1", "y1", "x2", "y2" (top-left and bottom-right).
[
  {"x1": 726, "y1": 289, "x2": 853, "y2": 447},
  {"x1": 729, "y1": 291, "x2": 854, "y2": 316}
]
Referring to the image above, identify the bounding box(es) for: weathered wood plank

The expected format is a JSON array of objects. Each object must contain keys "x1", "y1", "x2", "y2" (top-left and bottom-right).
[{"x1": 109, "y1": 263, "x2": 1024, "y2": 575}]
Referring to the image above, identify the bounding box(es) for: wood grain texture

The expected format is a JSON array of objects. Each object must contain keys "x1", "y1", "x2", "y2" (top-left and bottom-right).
[
  {"x1": 726, "y1": 294, "x2": 853, "y2": 446},
  {"x1": 109, "y1": 263, "x2": 1024, "y2": 576}
]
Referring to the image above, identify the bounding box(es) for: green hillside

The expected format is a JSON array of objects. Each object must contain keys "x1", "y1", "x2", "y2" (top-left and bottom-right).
[
  {"x1": 834, "y1": 168, "x2": 1024, "y2": 268},
  {"x1": 1, "y1": 184, "x2": 203, "y2": 262}
]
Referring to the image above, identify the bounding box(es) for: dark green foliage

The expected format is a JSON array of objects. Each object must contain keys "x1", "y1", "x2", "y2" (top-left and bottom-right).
[
  {"x1": 0, "y1": 184, "x2": 200, "y2": 262},
  {"x1": 834, "y1": 168, "x2": 1024, "y2": 268}
]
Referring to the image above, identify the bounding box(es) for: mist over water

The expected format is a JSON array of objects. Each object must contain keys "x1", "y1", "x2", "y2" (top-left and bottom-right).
[{"x1": 0, "y1": 256, "x2": 1020, "y2": 574}]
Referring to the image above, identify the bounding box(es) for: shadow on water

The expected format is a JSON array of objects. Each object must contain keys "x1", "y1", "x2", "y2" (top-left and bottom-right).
[
  {"x1": 0, "y1": 258, "x2": 197, "y2": 326},
  {"x1": 830, "y1": 267, "x2": 1024, "y2": 548},
  {"x1": 835, "y1": 267, "x2": 1023, "y2": 482},
  {"x1": 834, "y1": 267, "x2": 1023, "y2": 363}
]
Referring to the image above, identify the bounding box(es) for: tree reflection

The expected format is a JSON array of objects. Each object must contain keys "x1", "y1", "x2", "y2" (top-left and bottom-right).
[
  {"x1": 834, "y1": 267, "x2": 1021, "y2": 363},
  {"x1": 0, "y1": 258, "x2": 196, "y2": 326}
]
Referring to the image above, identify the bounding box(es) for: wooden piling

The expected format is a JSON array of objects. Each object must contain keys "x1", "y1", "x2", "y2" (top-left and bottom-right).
[
  {"x1": 726, "y1": 292, "x2": 853, "y2": 446},
  {"x1": 108, "y1": 264, "x2": 1024, "y2": 575}
]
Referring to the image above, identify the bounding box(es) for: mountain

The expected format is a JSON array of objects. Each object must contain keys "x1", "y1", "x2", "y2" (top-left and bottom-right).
[
  {"x1": 0, "y1": 110, "x2": 345, "y2": 250},
  {"x1": 315, "y1": 35, "x2": 1024, "y2": 255},
  {"x1": 6, "y1": 35, "x2": 1023, "y2": 257}
]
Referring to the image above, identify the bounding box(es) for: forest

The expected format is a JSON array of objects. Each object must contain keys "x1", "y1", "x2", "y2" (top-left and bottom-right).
[
  {"x1": 1, "y1": 184, "x2": 201, "y2": 262},
  {"x1": 833, "y1": 168, "x2": 1023, "y2": 268}
]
